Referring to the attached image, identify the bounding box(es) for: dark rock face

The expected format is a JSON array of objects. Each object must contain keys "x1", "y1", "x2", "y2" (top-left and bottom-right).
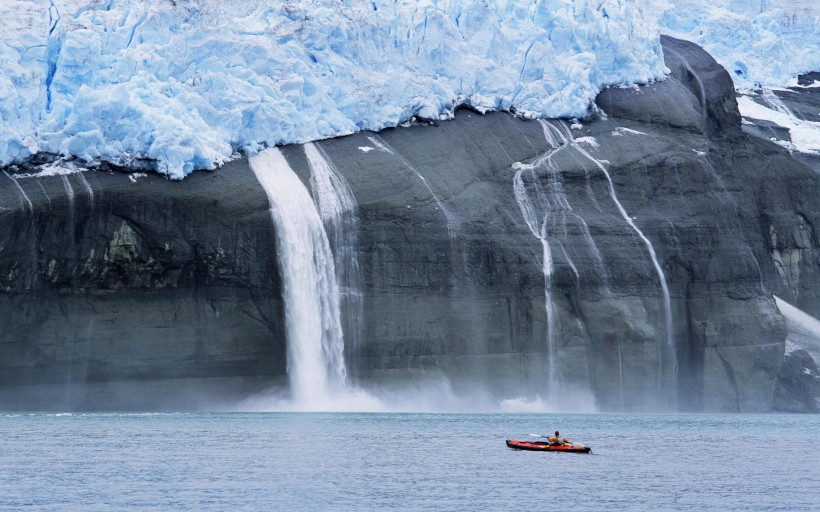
[
  {"x1": 0, "y1": 162, "x2": 287, "y2": 409},
  {"x1": 1, "y1": 38, "x2": 819, "y2": 411},
  {"x1": 737, "y1": 73, "x2": 820, "y2": 319},
  {"x1": 596, "y1": 36, "x2": 740, "y2": 136},
  {"x1": 774, "y1": 350, "x2": 820, "y2": 413}
]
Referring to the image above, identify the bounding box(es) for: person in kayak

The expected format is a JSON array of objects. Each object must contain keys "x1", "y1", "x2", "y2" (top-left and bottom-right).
[{"x1": 548, "y1": 431, "x2": 568, "y2": 446}]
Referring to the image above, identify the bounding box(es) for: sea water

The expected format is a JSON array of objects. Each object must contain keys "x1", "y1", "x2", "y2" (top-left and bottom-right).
[{"x1": 0, "y1": 413, "x2": 817, "y2": 511}]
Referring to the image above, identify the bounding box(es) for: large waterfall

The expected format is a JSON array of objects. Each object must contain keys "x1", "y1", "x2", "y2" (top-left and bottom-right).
[{"x1": 249, "y1": 148, "x2": 347, "y2": 405}]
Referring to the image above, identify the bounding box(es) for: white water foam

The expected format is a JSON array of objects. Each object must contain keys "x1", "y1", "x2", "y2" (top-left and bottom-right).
[
  {"x1": 249, "y1": 148, "x2": 347, "y2": 406},
  {"x1": 304, "y1": 142, "x2": 364, "y2": 360}
]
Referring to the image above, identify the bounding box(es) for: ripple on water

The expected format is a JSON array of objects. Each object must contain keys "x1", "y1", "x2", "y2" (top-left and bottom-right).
[{"x1": 0, "y1": 412, "x2": 817, "y2": 511}]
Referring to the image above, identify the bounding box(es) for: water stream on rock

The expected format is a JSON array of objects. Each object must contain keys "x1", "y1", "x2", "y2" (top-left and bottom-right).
[
  {"x1": 663, "y1": 45, "x2": 707, "y2": 118},
  {"x1": 368, "y1": 134, "x2": 457, "y2": 235},
  {"x1": 540, "y1": 121, "x2": 610, "y2": 292},
  {"x1": 512, "y1": 121, "x2": 577, "y2": 402},
  {"x1": 62, "y1": 175, "x2": 75, "y2": 237},
  {"x1": 513, "y1": 144, "x2": 563, "y2": 401},
  {"x1": 249, "y1": 148, "x2": 347, "y2": 405},
  {"x1": 572, "y1": 142, "x2": 677, "y2": 399},
  {"x1": 77, "y1": 172, "x2": 94, "y2": 208},
  {"x1": 3, "y1": 170, "x2": 33, "y2": 213},
  {"x1": 513, "y1": 119, "x2": 677, "y2": 406},
  {"x1": 304, "y1": 142, "x2": 364, "y2": 367}
]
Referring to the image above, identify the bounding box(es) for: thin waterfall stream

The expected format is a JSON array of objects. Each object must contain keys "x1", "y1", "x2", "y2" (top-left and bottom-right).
[
  {"x1": 511, "y1": 121, "x2": 574, "y2": 401},
  {"x1": 513, "y1": 119, "x2": 677, "y2": 404},
  {"x1": 304, "y1": 142, "x2": 364, "y2": 367},
  {"x1": 368, "y1": 134, "x2": 457, "y2": 235},
  {"x1": 572, "y1": 139, "x2": 677, "y2": 397},
  {"x1": 512, "y1": 120, "x2": 612, "y2": 402}
]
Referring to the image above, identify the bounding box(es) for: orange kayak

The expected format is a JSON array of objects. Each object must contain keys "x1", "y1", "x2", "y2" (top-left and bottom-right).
[{"x1": 506, "y1": 439, "x2": 591, "y2": 453}]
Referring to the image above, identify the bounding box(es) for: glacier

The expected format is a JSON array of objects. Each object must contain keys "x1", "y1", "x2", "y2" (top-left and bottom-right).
[
  {"x1": 0, "y1": 0, "x2": 667, "y2": 178},
  {"x1": 661, "y1": 0, "x2": 819, "y2": 88},
  {"x1": 2, "y1": 1, "x2": 817, "y2": 179}
]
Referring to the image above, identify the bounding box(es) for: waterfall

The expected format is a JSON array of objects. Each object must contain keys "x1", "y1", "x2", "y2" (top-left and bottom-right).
[
  {"x1": 368, "y1": 134, "x2": 457, "y2": 234},
  {"x1": 759, "y1": 88, "x2": 820, "y2": 154},
  {"x1": 761, "y1": 88, "x2": 794, "y2": 118},
  {"x1": 61, "y1": 175, "x2": 77, "y2": 284},
  {"x1": 512, "y1": 123, "x2": 573, "y2": 399},
  {"x1": 572, "y1": 143, "x2": 677, "y2": 396},
  {"x1": 513, "y1": 178, "x2": 559, "y2": 397},
  {"x1": 513, "y1": 118, "x2": 676, "y2": 403},
  {"x1": 77, "y1": 172, "x2": 94, "y2": 207},
  {"x1": 512, "y1": 169, "x2": 556, "y2": 397},
  {"x1": 304, "y1": 142, "x2": 364, "y2": 362},
  {"x1": 62, "y1": 175, "x2": 75, "y2": 227},
  {"x1": 36, "y1": 181, "x2": 52, "y2": 209},
  {"x1": 3, "y1": 171, "x2": 33, "y2": 213},
  {"x1": 537, "y1": 121, "x2": 610, "y2": 291},
  {"x1": 249, "y1": 148, "x2": 347, "y2": 405},
  {"x1": 4, "y1": 171, "x2": 36, "y2": 289},
  {"x1": 513, "y1": 119, "x2": 615, "y2": 400}
]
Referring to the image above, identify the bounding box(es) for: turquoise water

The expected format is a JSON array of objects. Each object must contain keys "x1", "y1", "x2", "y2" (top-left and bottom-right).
[{"x1": 1, "y1": 413, "x2": 818, "y2": 510}]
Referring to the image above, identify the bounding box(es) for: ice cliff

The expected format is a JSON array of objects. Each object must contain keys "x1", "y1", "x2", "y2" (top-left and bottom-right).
[
  {"x1": 661, "y1": 0, "x2": 819, "y2": 88},
  {"x1": 2, "y1": 1, "x2": 816, "y2": 179},
  {"x1": 0, "y1": 0, "x2": 666, "y2": 178}
]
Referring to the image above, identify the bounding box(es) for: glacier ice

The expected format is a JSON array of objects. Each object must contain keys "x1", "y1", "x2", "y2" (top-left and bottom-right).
[
  {"x1": 1, "y1": 0, "x2": 667, "y2": 178},
  {"x1": 661, "y1": 0, "x2": 819, "y2": 88},
  {"x1": 3, "y1": 0, "x2": 816, "y2": 179}
]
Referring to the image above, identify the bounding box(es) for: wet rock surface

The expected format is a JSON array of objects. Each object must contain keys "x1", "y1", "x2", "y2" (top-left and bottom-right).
[
  {"x1": 0, "y1": 161, "x2": 287, "y2": 408},
  {"x1": 774, "y1": 349, "x2": 820, "y2": 413},
  {"x1": 1, "y1": 38, "x2": 819, "y2": 411}
]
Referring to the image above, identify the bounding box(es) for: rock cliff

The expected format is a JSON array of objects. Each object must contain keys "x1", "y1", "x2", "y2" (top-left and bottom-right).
[{"x1": 1, "y1": 37, "x2": 818, "y2": 411}]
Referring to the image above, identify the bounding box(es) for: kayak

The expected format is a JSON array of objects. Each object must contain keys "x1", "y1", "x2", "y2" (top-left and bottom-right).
[{"x1": 506, "y1": 439, "x2": 591, "y2": 453}]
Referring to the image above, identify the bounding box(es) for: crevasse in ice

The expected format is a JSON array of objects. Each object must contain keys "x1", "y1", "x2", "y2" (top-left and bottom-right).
[{"x1": 1, "y1": 0, "x2": 666, "y2": 178}]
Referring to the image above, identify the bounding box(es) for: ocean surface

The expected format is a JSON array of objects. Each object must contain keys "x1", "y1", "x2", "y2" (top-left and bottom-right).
[{"x1": 1, "y1": 412, "x2": 818, "y2": 511}]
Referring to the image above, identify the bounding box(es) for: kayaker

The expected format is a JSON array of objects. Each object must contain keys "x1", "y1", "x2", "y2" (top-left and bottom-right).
[{"x1": 548, "y1": 431, "x2": 568, "y2": 446}]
